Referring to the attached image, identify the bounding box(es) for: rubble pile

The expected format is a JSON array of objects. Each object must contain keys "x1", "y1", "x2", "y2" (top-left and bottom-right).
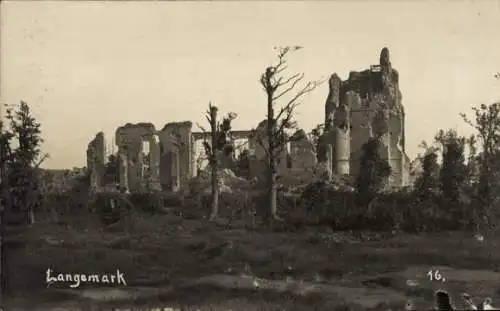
[{"x1": 191, "y1": 168, "x2": 251, "y2": 194}]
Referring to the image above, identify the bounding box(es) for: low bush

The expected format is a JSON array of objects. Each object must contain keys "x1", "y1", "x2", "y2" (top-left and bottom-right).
[
  {"x1": 41, "y1": 191, "x2": 89, "y2": 216},
  {"x1": 195, "y1": 191, "x2": 253, "y2": 219},
  {"x1": 289, "y1": 180, "x2": 480, "y2": 234},
  {"x1": 36, "y1": 177, "x2": 482, "y2": 234},
  {"x1": 91, "y1": 191, "x2": 133, "y2": 225},
  {"x1": 128, "y1": 191, "x2": 169, "y2": 213}
]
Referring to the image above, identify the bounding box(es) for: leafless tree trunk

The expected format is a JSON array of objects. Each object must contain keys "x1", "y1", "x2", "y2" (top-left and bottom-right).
[
  {"x1": 265, "y1": 73, "x2": 279, "y2": 224},
  {"x1": 198, "y1": 103, "x2": 237, "y2": 221},
  {"x1": 208, "y1": 104, "x2": 219, "y2": 220},
  {"x1": 258, "y1": 46, "x2": 324, "y2": 228}
]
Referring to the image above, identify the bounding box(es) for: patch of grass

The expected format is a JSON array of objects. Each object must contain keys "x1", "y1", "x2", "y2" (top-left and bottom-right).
[{"x1": 5, "y1": 213, "x2": 500, "y2": 310}]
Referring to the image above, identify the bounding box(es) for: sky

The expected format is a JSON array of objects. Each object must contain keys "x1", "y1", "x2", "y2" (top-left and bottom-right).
[{"x1": 1, "y1": 0, "x2": 500, "y2": 169}]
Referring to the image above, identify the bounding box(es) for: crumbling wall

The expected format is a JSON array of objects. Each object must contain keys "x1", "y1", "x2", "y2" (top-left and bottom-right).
[
  {"x1": 324, "y1": 74, "x2": 342, "y2": 132},
  {"x1": 117, "y1": 151, "x2": 128, "y2": 191},
  {"x1": 148, "y1": 134, "x2": 161, "y2": 190},
  {"x1": 115, "y1": 123, "x2": 159, "y2": 192},
  {"x1": 248, "y1": 119, "x2": 288, "y2": 180},
  {"x1": 318, "y1": 73, "x2": 352, "y2": 177},
  {"x1": 316, "y1": 133, "x2": 330, "y2": 164},
  {"x1": 158, "y1": 121, "x2": 193, "y2": 191},
  {"x1": 333, "y1": 95, "x2": 351, "y2": 176},
  {"x1": 86, "y1": 132, "x2": 105, "y2": 189},
  {"x1": 290, "y1": 129, "x2": 316, "y2": 172},
  {"x1": 387, "y1": 106, "x2": 405, "y2": 186},
  {"x1": 319, "y1": 74, "x2": 340, "y2": 163}
]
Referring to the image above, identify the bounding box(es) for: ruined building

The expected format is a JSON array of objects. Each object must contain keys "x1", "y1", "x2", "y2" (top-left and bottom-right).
[
  {"x1": 85, "y1": 47, "x2": 410, "y2": 191},
  {"x1": 86, "y1": 119, "x2": 315, "y2": 192},
  {"x1": 319, "y1": 47, "x2": 411, "y2": 187}
]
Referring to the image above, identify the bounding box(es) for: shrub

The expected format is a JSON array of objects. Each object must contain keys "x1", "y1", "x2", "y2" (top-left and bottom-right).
[
  {"x1": 285, "y1": 180, "x2": 355, "y2": 227},
  {"x1": 41, "y1": 190, "x2": 89, "y2": 216},
  {"x1": 333, "y1": 198, "x2": 396, "y2": 231},
  {"x1": 128, "y1": 191, "x2": 172, "y2": 213},
  {"x1": 289, "y1": 179, "x2": 480, "y2": 234},
  {"x1": 195, "y1": 191, "x2": 253, "y2": 220},
  {"x1": 89, "y1": 191, "x2": 135, "y2": 226}
]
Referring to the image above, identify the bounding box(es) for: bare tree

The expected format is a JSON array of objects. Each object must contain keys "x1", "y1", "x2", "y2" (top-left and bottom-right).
[
  {"x1": 257, "y1": 46, "x2": 324, "y2": 225},
  {"x1": 198, "y1": 102, "x2": 237, "y2": 220}
]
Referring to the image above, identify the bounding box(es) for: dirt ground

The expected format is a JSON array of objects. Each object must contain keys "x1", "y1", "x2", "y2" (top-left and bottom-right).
[{"x1": 4, "y1": 212, "x2": 500, "y2": 310}]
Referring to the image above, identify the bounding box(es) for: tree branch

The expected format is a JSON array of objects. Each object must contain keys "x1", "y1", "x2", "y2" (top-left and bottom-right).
[
  {"x1": 275, "y1": 64, "x2": 288, "y2": 76},
  {"x1": 273, "y1": 73, "x2": 304, "y2": 101},
  {"x1": 205, "y1": 115, "x2": 212, "y2": 126},
  {"x1": 275, "y1": 80, "x2": 323, "y2": 117}
]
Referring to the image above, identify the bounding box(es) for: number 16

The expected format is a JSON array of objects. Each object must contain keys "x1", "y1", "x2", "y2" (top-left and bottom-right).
[{"x1": 427, "y1": 269, "x2": 442, "y2": 281}]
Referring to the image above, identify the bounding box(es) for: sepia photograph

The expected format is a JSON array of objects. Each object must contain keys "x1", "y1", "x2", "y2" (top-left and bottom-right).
[{"x1": 1, "y1": 0, "x2": 500, "y2": 310}]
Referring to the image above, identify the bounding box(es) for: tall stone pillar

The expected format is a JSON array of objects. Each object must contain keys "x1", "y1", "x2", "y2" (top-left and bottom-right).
[
  {"x1": 87, "y1": 146, "x2": 98, "y2": 189},
  {"x1": 325, "y1": 74, "x2": 342, "y2": 132},
  {"x1": 334, "y1": 104, "x2": 351, "y2": 176},
  {"x1": 171, "y1": 151, "x2": 180, "y2": 192},
  {"x1": 126, "y1": 139, "x2": 142, "y2": 192},
  {"x1": 334, "y1": 131, "x2": 350, "y2": 176},
  {"x1": 86, "y1": 132, "x2": 105, "y2": 189},
  {"x1": 118, "y1": 150, "x2": 129, "y2": 192},
  {"x1": 190, "y1": 137, "x2": 196, "y2": 178},
  {"x1": 149, "y1": 135, "x2": 161, "y2": 190},
  {"x1": 319, "y1": 74, "x2": 342, "y2": 164},
  {"x1": 325, "y1": 144, "x2": 333, "y2": 181}
]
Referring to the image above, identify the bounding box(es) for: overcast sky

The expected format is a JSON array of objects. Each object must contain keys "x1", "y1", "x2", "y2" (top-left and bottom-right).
[{"x1": 1, "y1": 1, "x2": 500, "y2": 169}]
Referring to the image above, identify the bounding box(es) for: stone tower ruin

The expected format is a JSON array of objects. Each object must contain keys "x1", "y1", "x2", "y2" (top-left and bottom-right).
[{"x1": 319, "y1": 47, "x2": 411, "y2": 187}]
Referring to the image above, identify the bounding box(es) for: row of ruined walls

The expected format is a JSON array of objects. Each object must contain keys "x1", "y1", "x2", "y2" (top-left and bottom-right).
[
  {"x1": 87, "y1": 120, "x2": 318, "y2": 192},
  {"x1": 87, "y1": 121, "x2": 194, "y2": 192}
]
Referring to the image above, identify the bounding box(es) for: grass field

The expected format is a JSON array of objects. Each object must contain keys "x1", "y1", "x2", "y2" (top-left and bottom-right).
[{"x1": 4, "y1": 211, "x2": 500, "y2": 310}]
